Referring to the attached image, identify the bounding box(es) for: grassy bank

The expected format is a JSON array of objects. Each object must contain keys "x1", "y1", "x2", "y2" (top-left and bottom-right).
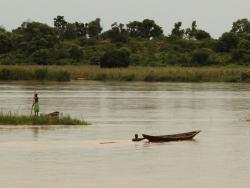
[
  {"x1": 0, "y1": 112, "x2": 90, "y2": 125},
  {"x1": 0, "y1": 66, "x2": 70, "y2": 81},
  {"x1": 1, "y1": 65, "x2": 250, "y2": 82}
]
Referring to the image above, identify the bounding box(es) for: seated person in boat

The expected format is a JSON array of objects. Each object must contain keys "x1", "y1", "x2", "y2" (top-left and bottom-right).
[{"x1": 132, "y1": 134, "x2": 144, "y2": 142}]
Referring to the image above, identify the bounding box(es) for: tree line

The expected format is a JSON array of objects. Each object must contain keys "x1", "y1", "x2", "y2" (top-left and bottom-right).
[{"x1": 0, "y1": 16, "x2": 250, "y2": 67}]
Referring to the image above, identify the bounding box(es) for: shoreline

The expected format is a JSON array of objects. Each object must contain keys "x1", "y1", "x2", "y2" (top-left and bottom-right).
[{"x1": 1, "y1": 65, "x2": 250, "y2": 83}]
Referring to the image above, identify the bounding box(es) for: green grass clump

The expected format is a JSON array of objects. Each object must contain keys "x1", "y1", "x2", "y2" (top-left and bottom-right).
[{"x1": 0, "y1": 112, "x2": 90, "y2": 125}]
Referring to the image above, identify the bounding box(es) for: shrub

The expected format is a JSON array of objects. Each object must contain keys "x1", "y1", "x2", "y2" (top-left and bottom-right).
[
  {"x1": 89, "y1": 56, "x2": 100, "y2": 65},
  {"x1": 217, "y1": 32, "x2": 239, "y2": 52},
  {"x1": 194, "y1": 30, "x2": 211, "y2": 40},
  {"x1": 0, "y1": 54, "x2": 15, "y2": 65},
  {"x1": 213, "y1": 53, "x2": 232, "y2": 65},
  {"x1": 163, "y1": 51, "x2": 190, "y2": 66},
  {"x1": 190, "y1": 49, "x2": 213, "y2": 66},
  {"x1": 231, "y1": 49, "x2": 250, "y2": 64},
  {"x1": 100, "y1": 48, "x2": 131, "y2": 68},
  {"x1": 31, "y1": 49, "x2": 52, "y2": 65},
  {"x1": 68, "y1": 45, "x2": 84, "y2": 61},
  {"x1": 238, "y1": 39, "x2": 250, "y2": 50},
  {"x1": 0, "y1": 33, "x2": 12, "y2": 54}
]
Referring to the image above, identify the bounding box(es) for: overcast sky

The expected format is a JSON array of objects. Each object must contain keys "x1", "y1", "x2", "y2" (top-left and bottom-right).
[{"x1": 0, "y1": 0, "x2": 249, "y2": 38}]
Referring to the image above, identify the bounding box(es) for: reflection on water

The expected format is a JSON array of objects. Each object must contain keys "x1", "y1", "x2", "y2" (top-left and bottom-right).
[{"x1": 1, "y1": 81, "x2": 250, "y2": 188}]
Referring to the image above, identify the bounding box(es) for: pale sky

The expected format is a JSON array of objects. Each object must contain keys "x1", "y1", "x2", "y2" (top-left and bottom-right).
[{"x1": 0, "y1": 0, "x2": 249, "y2": 38}]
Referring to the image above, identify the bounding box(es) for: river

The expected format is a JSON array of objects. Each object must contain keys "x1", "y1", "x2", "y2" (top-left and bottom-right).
[{"x1": 0, "y1": 81, "x2": 250, "y2": 188}]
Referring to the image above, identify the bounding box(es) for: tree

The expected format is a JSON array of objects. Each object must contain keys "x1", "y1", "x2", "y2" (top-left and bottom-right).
[
  {"x1": 217, "y1": 32, "x2": 239, "y2": 52},
  {"x1": 54, "y1": 16, "x2": 67, "y2": 30},
  {"x1": 191, "y1": 21, "x2": 197, "y2": 31},
  {"x1": 185, "y1": 21, "x2": 197, "y2": 39},
  {"x1": 87, "y1": 18, "x2": 102, "y2": 37},
  {"x1": 195, "y1": 30, "x2": 211, "y2": 40},
  {"x1": 185, "y1": 21, "x2": 210, "y2": 40},
  {"x1": 126, "y1": 21, "x2": 142, "y2": 38},
  {"x1": 54, "y1": 16, "x2": 67, "y2": 39},
  {"x1": 170, "y1": 22, "x2": 185, "y2": 39},
  {"x1": 231, "y1": 18, "x2": 250, "y2": 34},
  {"x1": 75, "y1": 22, "x2": 87, "y2": 37},
  {"x1": 100, "y1": 48, "x2": 131, "y2": 68},
  {"x1": 0, "y1": 33, "x2": 12, "y2": 54},
  {"x1": 0, "y1": 26, "x2": 6, "y2": 34},
  {"x1": 63, "y1": 23, "x2": 78, "y2": 39},
  {"x1": 238, "y1": 39, "x2": 250, "y2": 50},
  {"x1": 126, "y1": 19, "x2": 163, "y2": 38},
  {"x1": 140, "y1": 19, "x2": 163, "y2": 38},
  {"x1": 13, "y1": 22, "x2": 58, "y2": 54},
  {"x1": 104, "y1": 22, "x2": 129, "y2": 43}
]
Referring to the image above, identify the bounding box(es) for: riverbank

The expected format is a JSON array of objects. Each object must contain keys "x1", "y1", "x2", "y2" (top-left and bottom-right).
[
  {"x1": 1, "y1": 65, "x2": 250, "y2": 82},
  {"x1": 0, "y1": 112, "x2": 90, "y2": 125}
]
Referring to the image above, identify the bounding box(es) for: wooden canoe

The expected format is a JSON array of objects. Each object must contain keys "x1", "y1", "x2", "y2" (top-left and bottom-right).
[
  {"x1": 47, "y1": 111, "x2": 60, "y2": 118},
  {"x1": 142, "y1": 130, "x2": 201, "y2": 142}
]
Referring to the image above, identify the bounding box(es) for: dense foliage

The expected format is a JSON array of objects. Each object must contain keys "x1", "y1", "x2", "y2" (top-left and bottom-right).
[
  {"x1": 100, "y1": 48, "x2": 131, "y2": 68},
  {"x1": 0, "y1": 17, "x2": 250, "y2": 67}
]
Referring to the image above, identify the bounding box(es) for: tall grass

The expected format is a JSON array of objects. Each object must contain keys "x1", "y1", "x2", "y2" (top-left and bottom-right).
[
  {"x1": 1, "y1": 65, "x2": 250, "y2": 82},
  {"x1": 0, "y1": 112, "x2": 90, "y2": 125},
  {"x1": 68, "y1": 65, "x2": 250, "y2": 82},
  {"x1": 0, "y1": 67, "x2": 71, "y2": 81}
]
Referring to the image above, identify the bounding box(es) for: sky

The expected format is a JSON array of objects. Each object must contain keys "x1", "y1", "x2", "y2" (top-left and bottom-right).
[{"x1": 0, "y1": 0, "x2": 250, "y2": 38}]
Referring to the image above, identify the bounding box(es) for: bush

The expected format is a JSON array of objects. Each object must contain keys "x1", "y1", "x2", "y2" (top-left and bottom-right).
[
  {"x1": 190, "y1": 49, "x2": 213, "y2": 66},
  {"x1": 217, "y1": 32, "x2": 239, "y2": 52},
  {"x1": 231, "y1": 49, "x2": 250, "y2": 64},
  {"x1": 213, "y1": 53, "x2": 232, "y2": 65},
  {"x1": 0, "y1": 54, "x2": 15, "y2": 65},
  {"x1": 0, "y1": 33, "x2": 12, "y2": 54},
  {"x1": 231, "y1": 49, "x2": 245, "y2": 61},
  {"x1": 100, "y1": 48, "x2": 131, "y2": 68},
  {"x1": 68, "y1": 45, "x2": 84, "y2": 61},
  {"x1": 194, "y1": 30, "x2": 211, "y2": 40},
  {"x1": 163, "y1": 51, "x2": 190, "y2": 66},
  {"x1": 130, "y1": 54, "x2": 143, "y2": 66},
  {"x1": 54, "y1": 46, "x2": 70, "y2": 59},
  {"x1": 89, "y1": 56, "x2": 100, "y2": 65},
  {"x1": 238, "y1": 39, "x2": 250, "y2": 50},
  {"x1": 31, "y1": 49, "x2": 52, "y2": 65}
]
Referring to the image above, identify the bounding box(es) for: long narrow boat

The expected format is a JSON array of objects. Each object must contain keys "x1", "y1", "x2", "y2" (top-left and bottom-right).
[{"x1": 142, "y1": 130, "x2": 201, "y2": 142}]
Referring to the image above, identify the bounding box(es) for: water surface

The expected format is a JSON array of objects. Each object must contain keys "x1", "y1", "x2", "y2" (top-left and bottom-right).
[{"x1": 1, "y1": 81, "x2": 250, "y2": 188}]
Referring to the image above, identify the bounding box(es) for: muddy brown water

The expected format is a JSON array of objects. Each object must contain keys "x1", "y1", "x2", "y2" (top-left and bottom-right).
[{"x1": 1, "y1": 81, "x2": 250, "y2": 188}]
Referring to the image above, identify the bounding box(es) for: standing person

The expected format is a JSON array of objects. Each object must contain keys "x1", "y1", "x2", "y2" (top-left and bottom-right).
[{"x1": 32, "y1": 93, "x2": 40, "y2": 116}]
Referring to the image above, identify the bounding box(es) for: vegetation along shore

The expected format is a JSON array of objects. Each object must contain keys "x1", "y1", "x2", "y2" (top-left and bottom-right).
[
  {"x1": 1, "y1": 65, "x2": 250, "y2": 82},
  {"x1": 1, "y1": 16, "x2": 250, "y2": 82},
  {"x1": 0, "y1": 112, "x2": 90, "y2": 125}
]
